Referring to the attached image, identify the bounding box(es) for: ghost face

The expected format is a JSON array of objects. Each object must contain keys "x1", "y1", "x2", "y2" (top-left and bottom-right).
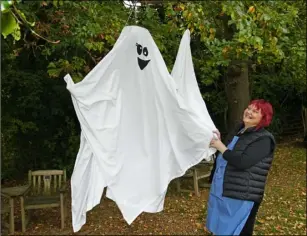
[{"x1": 136, "y1": 43, "x2": 150, "y2": 70}]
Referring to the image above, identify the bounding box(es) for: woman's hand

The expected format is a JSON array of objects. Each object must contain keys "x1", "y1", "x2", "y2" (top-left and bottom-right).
[
  {"x1": 213, "y1": 130, "x2": 221, "y2": 140},
  {"x1": 210, "y1": 137, "x2": 228, "y2": 154}
]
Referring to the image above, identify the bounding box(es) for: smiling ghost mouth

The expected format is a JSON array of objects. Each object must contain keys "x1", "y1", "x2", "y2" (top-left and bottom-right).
[{"x1": 137, "y1": 57, "x2": 150, "y2": 70}]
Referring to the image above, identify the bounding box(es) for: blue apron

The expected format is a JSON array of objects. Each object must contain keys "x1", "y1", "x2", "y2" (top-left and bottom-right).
[{"x1": 206, "y1": 136, "x2": 254, "y2": 235}]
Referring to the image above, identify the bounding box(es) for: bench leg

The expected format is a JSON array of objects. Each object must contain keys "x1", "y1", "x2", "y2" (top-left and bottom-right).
[
  {"x1": 193, "y1": 169, "x2": 200, "y2": 197},
  {"x1": 60, "y1": 193, "x2": 65, "y2": 229},
  {"x1": 9, "y1": 198, "x2": 14, "y2": 234},
  {"x1": 20, "y1": 196, "x2": 26, "y2": 233},
  {"x1": 64, "y1": 194, "x2": 68, "y2": 219}
]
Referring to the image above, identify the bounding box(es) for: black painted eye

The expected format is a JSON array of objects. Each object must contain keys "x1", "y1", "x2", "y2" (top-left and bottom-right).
[
  {"x1": 143, "y1": 47, "x2": 148, "y2": 56},
  {"x1": 136, "y1": 43, "x2": 142, "y2": 55}
]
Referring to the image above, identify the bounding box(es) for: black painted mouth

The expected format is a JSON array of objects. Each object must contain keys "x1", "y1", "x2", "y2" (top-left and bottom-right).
[{"x1": 137, "y1": 57, "x2": 150, "y2": 70}]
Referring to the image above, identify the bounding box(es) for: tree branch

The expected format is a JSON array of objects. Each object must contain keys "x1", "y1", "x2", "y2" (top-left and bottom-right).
[
  {"x1": 12, "y1": 4, "x2": 60, "y2": 44},
  {"x1": 85, "y1": 50, "x2": 98, "y2": 64}
]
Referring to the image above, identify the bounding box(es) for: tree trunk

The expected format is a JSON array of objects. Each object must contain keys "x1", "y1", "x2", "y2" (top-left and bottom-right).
[
  {"x1": 302, "y1": 105, "x2": 307, "y2": 142},
  {"x1": 225, "y1": 62, "x2": 250, "y2": 131}
]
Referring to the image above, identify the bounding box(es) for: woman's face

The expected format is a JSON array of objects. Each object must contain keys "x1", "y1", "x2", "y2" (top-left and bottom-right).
[{"x1": 243, "y1": 104, "x2": 263, "y2": 127}]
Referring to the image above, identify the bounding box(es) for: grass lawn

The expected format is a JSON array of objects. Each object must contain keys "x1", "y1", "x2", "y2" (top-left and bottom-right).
[{"x1": 2, "y1": 140, "x2": 306, "y2": 235}]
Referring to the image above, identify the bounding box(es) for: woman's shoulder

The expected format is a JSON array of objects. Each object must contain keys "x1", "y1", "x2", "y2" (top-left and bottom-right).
[
  {"x1": 253, "y1": 129, "x2": 276, "y2": 150},
  {"x1": 239, "y1": 128, "x2": 276, "y2": 146},
  {"x1": 258, "y1": 129, "x2": 275, "y2": 141}
]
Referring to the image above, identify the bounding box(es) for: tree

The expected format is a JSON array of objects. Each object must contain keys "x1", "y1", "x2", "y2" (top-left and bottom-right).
[{"x1": 164, "y1": 1, "x2": 305, "y2": 130}]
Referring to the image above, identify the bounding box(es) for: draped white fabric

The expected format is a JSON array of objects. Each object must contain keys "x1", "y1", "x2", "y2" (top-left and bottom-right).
[{"x1": 64, "y1": 26, "x2": 217, "y2": 232}]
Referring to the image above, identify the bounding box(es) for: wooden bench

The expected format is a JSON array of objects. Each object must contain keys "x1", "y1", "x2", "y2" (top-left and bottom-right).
[
  {"x1": 176, "y1": 156, "x2": 215, "y2": 196},
  {"x1": 19, "y1": 169, "x2": 68, "y2": 232}
]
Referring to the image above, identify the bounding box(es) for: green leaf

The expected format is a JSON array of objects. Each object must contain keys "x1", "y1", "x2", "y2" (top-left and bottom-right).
[
  {"x1": 47, "y1": 62, "x2": 56, "y2": 69},
  {"x1": 53, "y1": 0, "x2": 58, "y2": 7},
  {"x1": 297, "y1": 40, "x2": 304, "y2": 46},
  {"x1": 272, "y1": 37, "x2": 278, "y2": 45},
  {"x1": 254, "y1": 36, "x2": 263, "y2": 45},
  {"x1": 11, "y1": 26, "x2": 21, "y2": 40},
  {"x1": 84, "y1": 42, "x2": 93, "y2": 51},
  {"x1": 146, "y1": 7, "x2": 154, "y2": 19},
  {"x1": 281, "y1": 27, "x2": 289, "y2": 34},
  {"x1": 231, "y1": 12, "x2": 235, "y2": 20},
  {"x1": 1, "y1": 12, "x2": 20, "y2": 40},
  {"x1": 183, "y1": 10, "x2": 188, "y2": 18},
  {"x1": 263, "y1": 14, "x2": 271, "y2": 21},
  {"x1": 1, "y1": 0, "x2": 13, "y2": 13},
  {"x1": 42, "y1": 48, "x2": 51, "y2": 56},
  {"x1": 238, "y1": 37, "x2": 245, "y2": 43},
  {"x1": 47, "y1": 68, "x2": 62, "y2": 78},
  {"x1": 47, "y1": 62, "x2": 64, "y2": 78},
  {"x1": 72, "y1": 57, "x2": 86, "y2": 70}
]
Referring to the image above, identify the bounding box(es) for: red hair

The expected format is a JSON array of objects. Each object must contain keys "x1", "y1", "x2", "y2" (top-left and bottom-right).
[{"x1": 249, "y1": 99, "x2": 273, "y2": 130}]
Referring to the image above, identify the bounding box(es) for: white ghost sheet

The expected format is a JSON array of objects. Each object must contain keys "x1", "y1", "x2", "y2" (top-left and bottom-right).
[
  {"x1": 64, "y1": 26, "x2": 217, "y2": 232},
  {"x1": 171, "y1": 29, "x2": 217, "y2": 136}
]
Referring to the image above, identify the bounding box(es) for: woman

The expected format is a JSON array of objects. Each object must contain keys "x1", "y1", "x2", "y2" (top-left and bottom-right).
[{"x1": 205, "y1": 99, "x2": 276, "y2": 235}]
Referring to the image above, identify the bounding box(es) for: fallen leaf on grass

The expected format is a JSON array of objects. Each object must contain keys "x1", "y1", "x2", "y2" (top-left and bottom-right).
[
  {"x1": 257, "y1": 219, "x2": 265, "y2": 224},
  {"x1": 195, "y1": 222, "x2": 203, "y2": 229}
]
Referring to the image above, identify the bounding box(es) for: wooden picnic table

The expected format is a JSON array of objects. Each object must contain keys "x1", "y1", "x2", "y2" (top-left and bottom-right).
[
  {"x1": 1, "y1": 185, "x2": 31, "y2": 234},
  {"x1": 176, "y1": 157, "x2": 215, "y2": 196}
]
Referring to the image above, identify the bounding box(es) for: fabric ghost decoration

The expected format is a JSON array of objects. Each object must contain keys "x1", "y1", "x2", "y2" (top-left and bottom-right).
[{"x1": 64, "y1": 26, "x2": 217, "y2": 233}]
